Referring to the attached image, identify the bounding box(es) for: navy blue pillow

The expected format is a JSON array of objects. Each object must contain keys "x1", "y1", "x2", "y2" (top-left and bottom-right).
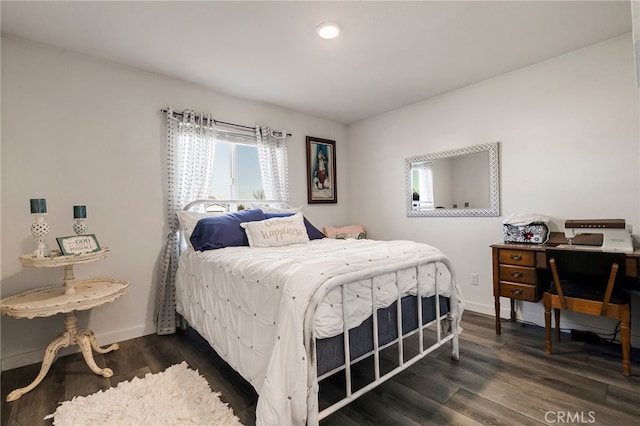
[
  {"x1": 190, "y1": 209, "x2": 267, "y2": 251},
  {"x1": 263, "y1": 212, "x2": 325, "y2": 240}
]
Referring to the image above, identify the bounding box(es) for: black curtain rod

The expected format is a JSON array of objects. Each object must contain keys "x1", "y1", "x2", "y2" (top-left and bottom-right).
[{"x1": 161, "y1": 108, "x2": 291, "y2": 136}]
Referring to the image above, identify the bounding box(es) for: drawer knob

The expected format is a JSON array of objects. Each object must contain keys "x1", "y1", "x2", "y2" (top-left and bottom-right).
[
  {"x1": 510, "y1": 254, "x2": 522, "y2": 261},
  {"x1": 512, "y1": 271, "x2": 523, "y2": 278},
  {"x1": 512, "y1": 288, "x2": 524, "y2": 295}
]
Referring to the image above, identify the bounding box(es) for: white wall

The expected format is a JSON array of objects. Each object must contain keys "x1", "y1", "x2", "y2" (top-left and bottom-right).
[
  {"x1": 450, "y1": 152, "x2": 489, "y2": 209},
  {"x1": 348, "y1": 35, "x2": 640, "y2": 342},
  {"x1": 0, "y1": 36, "x2": 349, "y2": 370},
  {"x1": 3, "y1": 33, "x2": 639, "y2": 371}
]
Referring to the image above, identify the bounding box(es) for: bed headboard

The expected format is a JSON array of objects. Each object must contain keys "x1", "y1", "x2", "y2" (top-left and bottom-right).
[{"x1": 182, "y1": 199, "x2": 291, "y2": 212}]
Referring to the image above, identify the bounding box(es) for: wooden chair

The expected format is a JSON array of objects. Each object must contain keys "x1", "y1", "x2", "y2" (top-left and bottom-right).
[{"x1": 543, "y1": 248, "x2": 631, "y2": 376}]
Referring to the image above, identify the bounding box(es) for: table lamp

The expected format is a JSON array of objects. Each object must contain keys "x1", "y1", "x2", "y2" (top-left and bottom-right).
[
  {"x1": 73, "y1": 205, "x2": 87, "y2": 235},
  {"x1": 30, "y1": 198, "x2": 49, "y2": 257}
]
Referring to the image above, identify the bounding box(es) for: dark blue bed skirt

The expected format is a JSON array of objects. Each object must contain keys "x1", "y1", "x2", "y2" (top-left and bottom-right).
[{"x1": 316, "y1": 295, "x2": 450, "y2": 376}]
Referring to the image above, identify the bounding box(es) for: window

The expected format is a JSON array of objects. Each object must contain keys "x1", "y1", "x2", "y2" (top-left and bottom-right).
[
  {"x1": 210, "y1": 140, "x2": 265, "y2": 200},
  {"x1": 167, "y1": 112, "x2": 287, "y2": 214},
  {"x1": 411, "y1": 161, "x2": 434, "y2": 210}
]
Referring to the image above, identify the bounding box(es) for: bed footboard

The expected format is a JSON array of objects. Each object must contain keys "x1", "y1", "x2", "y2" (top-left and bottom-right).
[{"x1": 303, "y1": 256, "x2": 460, "y2": 425}]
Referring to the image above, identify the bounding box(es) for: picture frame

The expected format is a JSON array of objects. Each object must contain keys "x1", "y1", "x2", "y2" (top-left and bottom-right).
[
  {"x1": 306, "y1": 136, "x2": 337, "y2": 204},
  {"x1": 56, "y1": 234, "x2": 102, "y2": 256}
]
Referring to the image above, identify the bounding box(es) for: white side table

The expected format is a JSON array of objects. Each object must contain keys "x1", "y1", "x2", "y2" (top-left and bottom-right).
[{"x1": 1, "y1": 248, "x2": 128, "y2": 402}]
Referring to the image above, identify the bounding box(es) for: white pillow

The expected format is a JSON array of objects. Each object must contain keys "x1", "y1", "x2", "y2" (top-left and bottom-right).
[
  {"x1": 241, "y1": 212, "x2": 310, "y2": 248},
  {"x1": 177, "y1": 210, "x2": 222, "y2": 247}
]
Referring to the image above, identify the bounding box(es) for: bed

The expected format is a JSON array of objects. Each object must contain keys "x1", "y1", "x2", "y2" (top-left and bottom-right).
[{"x1": 174, "y1": 201, "x2": 464, "y2": 425}]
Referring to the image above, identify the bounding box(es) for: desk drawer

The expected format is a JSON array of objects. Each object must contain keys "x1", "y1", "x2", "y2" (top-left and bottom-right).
[
  {"x1": 499, "y1": 249, "x2": 535, "y2": 266},
  {"x1": 499, "y1": 282, "x2": 539, "y2": 301},
  {"x1": 499, "y1": 265, "x2": 536, "y2": 284}
]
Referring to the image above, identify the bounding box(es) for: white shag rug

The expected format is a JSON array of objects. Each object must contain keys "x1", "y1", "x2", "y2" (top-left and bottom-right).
[{"x1": 45, "y1": 362, "x2": 243, "y2": 425}]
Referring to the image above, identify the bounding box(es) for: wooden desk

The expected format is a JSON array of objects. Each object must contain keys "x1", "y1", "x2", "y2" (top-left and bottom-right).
[{"x1": 491, "y1": 233, "x2": 640, "y2": 334}]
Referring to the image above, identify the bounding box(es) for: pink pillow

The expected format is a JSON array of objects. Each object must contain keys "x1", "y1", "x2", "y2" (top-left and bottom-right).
[{"x1": 323, "y1": 225, "x2": 366, "y2": 239}]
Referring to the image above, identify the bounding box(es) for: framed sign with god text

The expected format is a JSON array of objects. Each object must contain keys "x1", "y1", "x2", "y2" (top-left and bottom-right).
[{"x1": 56, "y1": 234, "x2": 102, "y2": 256}]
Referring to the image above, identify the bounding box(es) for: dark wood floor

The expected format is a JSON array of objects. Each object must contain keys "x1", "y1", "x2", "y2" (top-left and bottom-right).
[{"x1": 2, "y1": 311, "x2": 639, "y2": 425}]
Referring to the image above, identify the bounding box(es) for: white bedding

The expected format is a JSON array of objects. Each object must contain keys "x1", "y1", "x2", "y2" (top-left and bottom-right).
[{"x1": 175, "y1": 238, "x2": 463, "y2": 426}]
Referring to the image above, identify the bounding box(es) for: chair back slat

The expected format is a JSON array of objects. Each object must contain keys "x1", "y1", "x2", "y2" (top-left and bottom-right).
[
  {"x1": 549, "y1": 258, "x2": 567, "y2": 309},
  {"x1": 601, "y1": 263, "x2": 620, "y2": 315}
]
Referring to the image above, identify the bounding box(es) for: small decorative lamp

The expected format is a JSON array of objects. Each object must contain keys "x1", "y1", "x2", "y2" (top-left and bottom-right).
[
  {"x1": 73, "y1": 205, "x2": 88, "y2": 235},
  {"x1": 30, "y1": 198, "x2": 49, "y2": 258}
]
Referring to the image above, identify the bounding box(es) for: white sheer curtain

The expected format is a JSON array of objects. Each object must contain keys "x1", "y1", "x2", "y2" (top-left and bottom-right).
[
  {"x1": 256, "y1": 126, "x2": 289, "y2": 204},
  {"x1": 156, "y1": 108, "x2": 216, "y2": 335},
  {"x1": 418, "y1": 162, "x2": 434, "y2": 208}
]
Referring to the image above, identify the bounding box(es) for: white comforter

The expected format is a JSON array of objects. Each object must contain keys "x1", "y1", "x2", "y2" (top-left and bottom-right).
[{"x1": 175, "y1": 238, "x2": 462, "y2": 426}]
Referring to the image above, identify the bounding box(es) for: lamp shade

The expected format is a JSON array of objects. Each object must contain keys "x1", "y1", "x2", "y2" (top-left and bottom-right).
[
  {"x1": 73, "y1": 205, "x2": 87, "y2": 219},
  {"x1": 30, "y1": 199, "x2": 47, "y2": 214}
]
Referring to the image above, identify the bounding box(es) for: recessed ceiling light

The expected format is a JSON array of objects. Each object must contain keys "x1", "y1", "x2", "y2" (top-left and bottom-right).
[{"x1": 317, "y1": 22, "x2": 341, "y2": 40}]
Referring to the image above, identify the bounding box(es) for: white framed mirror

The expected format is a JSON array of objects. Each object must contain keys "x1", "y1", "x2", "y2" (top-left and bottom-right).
[{"x1": 406, "y1": 142, "x2": 500, "y2": 217}]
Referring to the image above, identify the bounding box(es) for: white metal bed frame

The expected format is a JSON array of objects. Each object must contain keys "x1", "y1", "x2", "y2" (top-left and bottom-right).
[
  {"x1": 303, "y1": 257, "x2": 460, "y2": 425},
  {"x1": 179, "y1": 200, "x2": 461, "y2": 425}
]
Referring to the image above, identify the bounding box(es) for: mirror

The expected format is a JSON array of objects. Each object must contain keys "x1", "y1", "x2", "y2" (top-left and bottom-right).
[{"x1": 406, "y1": 142, "x2": 500, "y2": 217}]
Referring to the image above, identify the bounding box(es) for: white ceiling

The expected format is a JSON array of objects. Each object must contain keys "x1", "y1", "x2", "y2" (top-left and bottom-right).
[{"x1": 1, "y1": 1, "x2": 633, "y2": 124}]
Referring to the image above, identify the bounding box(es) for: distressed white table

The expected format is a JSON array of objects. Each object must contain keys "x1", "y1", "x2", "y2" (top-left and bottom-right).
[{"x1": 1, "y1": 249, "x2": 128, "y2": 402}]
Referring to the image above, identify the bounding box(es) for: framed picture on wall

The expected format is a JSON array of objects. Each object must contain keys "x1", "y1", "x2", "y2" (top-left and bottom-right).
[{"x1": 306, "y1": 136, "x2": 337, "y2": 204}]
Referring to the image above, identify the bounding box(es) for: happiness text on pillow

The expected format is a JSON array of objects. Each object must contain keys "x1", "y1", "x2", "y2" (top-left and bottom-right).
[{"x1": 261, "y1": 218, "x2": 305, "y2": 242}]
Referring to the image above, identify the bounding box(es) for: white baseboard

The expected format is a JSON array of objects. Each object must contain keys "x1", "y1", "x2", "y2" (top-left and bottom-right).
[
  {"x1": 463, "y1": 300, "x2": 514, "y2": 320},
  {"x1": 1, "y1": 323, "x2": 157, "y2": 371},
  {"x1": 463, "y1": 301, "x2": 640, "y2": 342},
  {"x1": 3, "y1": 302, "x2": 637, "y2": 371},
  {"x1": 463, "y1": 301, "x2": 496, "y2": 317}
]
